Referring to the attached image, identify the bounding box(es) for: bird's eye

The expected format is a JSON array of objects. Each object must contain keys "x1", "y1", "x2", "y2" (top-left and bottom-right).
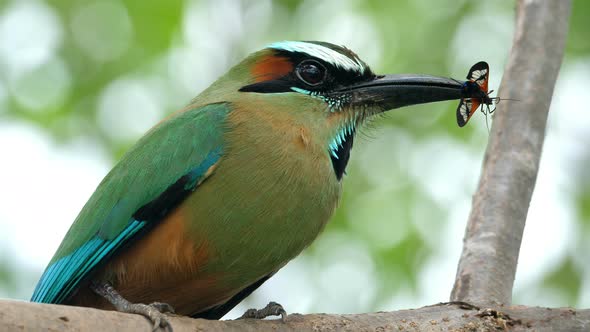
[{"x1": 296, "y1": 60, "x2": 326, "y2": 86}]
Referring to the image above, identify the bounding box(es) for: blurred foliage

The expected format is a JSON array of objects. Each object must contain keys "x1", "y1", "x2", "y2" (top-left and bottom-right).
[
  {"x1": 567, "y1": 0, "x2": 590, "y2": 56},
  {"x1": 543, "y1": 258, "x2": 582, "y2": 305},
  {"x1": 0, "y1": 0, "x2": 589, "y2": 315}
]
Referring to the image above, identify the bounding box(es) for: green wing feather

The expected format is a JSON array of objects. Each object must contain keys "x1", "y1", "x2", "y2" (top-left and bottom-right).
[{"x1": 31, "y1": 103, "x2": 231, "y2": 303}]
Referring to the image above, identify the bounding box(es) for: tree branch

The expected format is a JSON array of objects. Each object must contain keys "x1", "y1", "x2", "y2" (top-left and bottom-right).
[
  {"x1": 451, "y1": 0, "x2": 571, "y2": 305},
  {"x1": 1, "y1": 300, "x2": 588, "y2": 332}
]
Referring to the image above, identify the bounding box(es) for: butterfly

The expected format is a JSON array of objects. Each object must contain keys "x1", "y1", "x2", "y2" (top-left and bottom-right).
[{"x1": 456, "y1": 61, "x2": 498, "y2": 128}]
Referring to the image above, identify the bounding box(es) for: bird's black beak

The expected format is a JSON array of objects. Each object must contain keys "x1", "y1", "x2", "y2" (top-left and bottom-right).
[{"x1": 339, "y1": 74, "x2": 463, "y2": 112}]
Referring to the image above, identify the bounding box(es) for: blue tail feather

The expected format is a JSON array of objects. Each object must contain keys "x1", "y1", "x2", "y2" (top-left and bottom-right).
[{"x1": 31, "y1": 221, "x2": 144, "y2": 303}]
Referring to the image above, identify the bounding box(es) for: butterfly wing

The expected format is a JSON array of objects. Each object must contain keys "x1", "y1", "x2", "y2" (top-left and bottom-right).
[
  {"x1": 467, "y1": 61, "x2": 489, "y2": 93},
  {"x1": 456, "y1": 97, "x2": 481, "y2": 127}
]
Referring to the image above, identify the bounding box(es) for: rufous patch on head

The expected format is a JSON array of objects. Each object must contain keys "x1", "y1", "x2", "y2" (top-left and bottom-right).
[{"x1": 252, "y1": 54, "x2": 293, "y2": 82}]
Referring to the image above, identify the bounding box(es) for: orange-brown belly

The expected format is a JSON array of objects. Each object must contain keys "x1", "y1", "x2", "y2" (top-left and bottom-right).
[{"x1": 68, "y1": 206, "x2": 231, "y2": 316}]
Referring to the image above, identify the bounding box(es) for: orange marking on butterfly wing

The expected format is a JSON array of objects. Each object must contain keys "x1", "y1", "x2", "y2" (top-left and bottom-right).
[
  {"x1": 467, "y1": 98, "x2": 482, "y2": 122},
  {"x1": 251, "y1": 55, "x2": 293, "y2": 82},
  {"x1": 467, "y1": 61, "x2": 490, "y2": 94},
  {"x1": 479, "y1": 71, "x2": 489, "y2": 93},
  {"x1": 457, "y1": 96, "x2": 484, "y2": 127}
]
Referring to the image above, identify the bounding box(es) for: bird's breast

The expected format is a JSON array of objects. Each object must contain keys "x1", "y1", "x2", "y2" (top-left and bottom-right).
[{"x1": 190, "y1": 103, "x2": 342, "y2": 274}]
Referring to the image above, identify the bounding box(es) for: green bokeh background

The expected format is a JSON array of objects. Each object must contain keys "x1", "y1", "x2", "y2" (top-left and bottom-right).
[{"x1": 0, "y1": 0, "x2": 588, "y2": 316}]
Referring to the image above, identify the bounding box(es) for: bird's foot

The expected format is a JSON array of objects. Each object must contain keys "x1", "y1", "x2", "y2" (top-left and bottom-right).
[
  {"x1": 238, "y1": 301, "x2": 287, "y2": 321},
  {"x1": 90, "y1": 281, "x2": 174, "y2": 331},
  {"x1": 122, "y1": 302, "x2": 174, "y2": 331}
]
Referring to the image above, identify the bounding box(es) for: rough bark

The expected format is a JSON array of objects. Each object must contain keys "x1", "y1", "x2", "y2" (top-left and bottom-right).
[
  {"x1": 1, "y1": 300, "x2": 588, "y2": 332},
  {"x1": 451, "y1": 0, "x2": 571, "y2": 305}
]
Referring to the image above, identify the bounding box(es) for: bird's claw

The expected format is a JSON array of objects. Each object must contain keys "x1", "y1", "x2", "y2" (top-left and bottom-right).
[
  {"x1": 90, "y1": 281, "x2": 174, "y2": 331},
  {"x1": 126, "y1": 302, "x2": 173, "y2": 331},
  {"x1": 238, "y1": 301, "x2": 287, "y2": 322},
  {"x1": 150, "y1": 302, "x2": 176, "y2": 314}
]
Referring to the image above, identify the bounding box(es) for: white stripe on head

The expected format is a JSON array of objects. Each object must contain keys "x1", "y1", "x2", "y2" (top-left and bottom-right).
[{"x1": 268, "y1": 41, "x2": 366, "y2": 74}]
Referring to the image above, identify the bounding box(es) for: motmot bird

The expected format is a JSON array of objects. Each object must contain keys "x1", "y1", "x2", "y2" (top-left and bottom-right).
[{"x1": 31, "y1": 41, "x2": 464, "y2": 328}]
